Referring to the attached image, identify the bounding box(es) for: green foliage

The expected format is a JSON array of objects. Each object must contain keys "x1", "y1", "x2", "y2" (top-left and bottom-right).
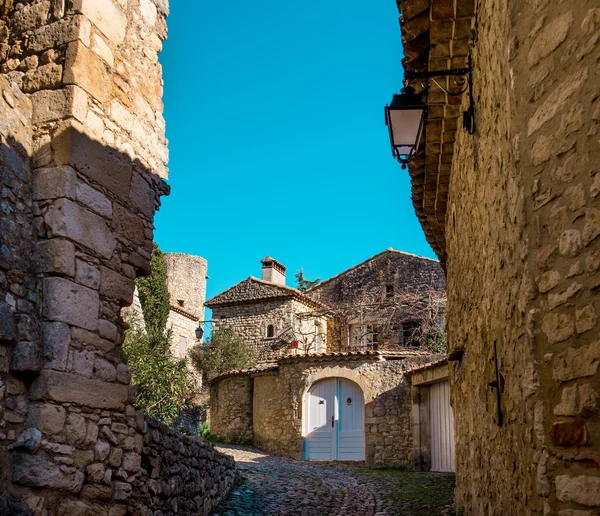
[
  {"x1": 295, "y1": 270, "x2": 321, "y2": 292},
  {"x1": 190, "y1": 328, "x2": 256, "y2": 383},
  {"x1": 135, "y1": 243, "x2": 170, "y2": 332},
  {"x1": 123, "y1": 314, "x2": 197, "y2": 425},
  {"x1": 200, "y1": 421, "x2": 211, "y2": 439}
]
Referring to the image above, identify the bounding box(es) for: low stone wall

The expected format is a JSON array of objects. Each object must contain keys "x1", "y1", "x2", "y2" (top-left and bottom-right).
[
  {"x1": 211, "y1": 353, "x2": 442, "y2": 467},
  {"x1": 209, "y1": 374, "x2": 253, "y2": 444},
  {"x1": 139, "y1": 419, "x2": 235, "y2": 515}
]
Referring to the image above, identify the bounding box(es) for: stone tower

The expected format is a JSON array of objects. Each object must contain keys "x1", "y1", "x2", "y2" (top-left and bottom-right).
[{"x1": 164, "y1": 253, "x2": 207, "y2": 356}]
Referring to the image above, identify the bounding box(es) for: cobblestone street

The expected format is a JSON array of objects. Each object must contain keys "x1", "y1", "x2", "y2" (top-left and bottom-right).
[{"x1": 213, "y1": 445, "x2": 455, "y2": 516}]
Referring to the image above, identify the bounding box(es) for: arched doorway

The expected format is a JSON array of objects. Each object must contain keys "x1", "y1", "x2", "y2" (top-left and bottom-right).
[{"x1": 304, "y1": 378, "x2": 365, "y2": 461}]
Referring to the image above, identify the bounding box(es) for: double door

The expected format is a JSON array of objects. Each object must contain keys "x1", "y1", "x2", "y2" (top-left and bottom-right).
[{"x1": 305, "y1": 378, "x2": 365, "y2": 461}]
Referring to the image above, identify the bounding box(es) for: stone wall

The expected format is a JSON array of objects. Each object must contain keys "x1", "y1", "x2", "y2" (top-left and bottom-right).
[
  {"x1": 211, "y1": 353, "x2": 441, "y2": 467},
  {"x1": 212, "y1": 297, "x2": 328, "y2": 363},
  {"x1": 209, "y1": 374, "x2": 253, "y2": 444},
  {"x1": 445, "y1": 0, "x2": 600, "y2": 514},
  {"x1": 0, "y1": 0, "x2": 235, "y2": 513},
  {"x1": 139, "y1": 419, "x2": 235, "y2": 515},
  {"x1": 307, "y1": 250, "x2": 446, "y2": 352}
]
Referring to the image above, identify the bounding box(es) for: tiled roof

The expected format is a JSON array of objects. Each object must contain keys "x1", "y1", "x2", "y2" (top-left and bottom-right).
[
  {"x1": 396, "y1": 0, "x2": 477, "y2": 266},
  {"x1": 204, "y1": 277, "x2": 329, "y2": 310}
]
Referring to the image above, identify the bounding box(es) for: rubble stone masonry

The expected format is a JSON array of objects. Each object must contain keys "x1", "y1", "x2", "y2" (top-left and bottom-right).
[
  {"x1": 0, "y1": 0, "x2": 234, "y2": 513},
  {"x1": 445, "y1": 0, "x2": 600, "y2": 514}
]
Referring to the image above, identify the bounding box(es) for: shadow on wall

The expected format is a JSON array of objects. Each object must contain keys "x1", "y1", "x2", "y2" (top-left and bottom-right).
[{"x1": 0, "y1": 128, "x2": 235, "y2": 514}]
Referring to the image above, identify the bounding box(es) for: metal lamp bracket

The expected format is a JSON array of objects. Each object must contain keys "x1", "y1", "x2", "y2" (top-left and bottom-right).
[{"x1": 404, "y1": 55, "x2": 475, "y2": 135}]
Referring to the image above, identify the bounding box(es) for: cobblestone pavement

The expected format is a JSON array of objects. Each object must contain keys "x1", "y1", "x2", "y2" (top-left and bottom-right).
[{"x1": 213, "y1": 445, "x2": 455, "y2": 516}]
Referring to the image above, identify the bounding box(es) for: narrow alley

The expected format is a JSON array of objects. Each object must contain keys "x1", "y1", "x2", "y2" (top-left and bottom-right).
[{"x1": 213, "y1": 445, "x2": 455, "y2": 516}]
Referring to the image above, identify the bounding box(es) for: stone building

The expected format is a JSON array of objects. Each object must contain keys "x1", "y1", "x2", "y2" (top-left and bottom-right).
[
  {"x1": 394, "y1": 0, "x2": 600, "y2": 513},
  {"x1": 209, "y1": 251, "x2": 448, "y2": 466},
  {"x1": 307, "y1": 248, "x2": 446, "y2": 352},
  {"x1": 0, "y1": 1, "x2": 234, "y2": 514},
  {"x1": 206, "y1": 257, "x2": 331, "y2": 363},
  {"x1": 210, "y1": 350, "x2": 443, "y2": 467}
]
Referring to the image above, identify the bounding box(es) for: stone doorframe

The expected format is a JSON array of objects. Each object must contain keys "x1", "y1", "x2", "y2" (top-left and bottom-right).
[{"x1": 300, "y1": 367, "x2": 372, "y2": 438}]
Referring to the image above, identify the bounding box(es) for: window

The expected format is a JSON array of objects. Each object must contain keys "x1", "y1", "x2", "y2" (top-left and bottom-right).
[
  {"x1": 349, "y1": 323, "x2": 379, "y2": 350},
  {"x1": 385, "y1": 285, "x2": 394, "y2": 299},
  {"x1": 177, "y1": 299, "x2": 185, "y2": 307},
  {"x1": 266, "y1": 324, "x2": 274, "y2": 338},
  {"x1": 178, "y1": 336, "x2": 187, "y2": 357},
  {"x1": 402, "y1": 321, "x2": 422, "y2": 347}
]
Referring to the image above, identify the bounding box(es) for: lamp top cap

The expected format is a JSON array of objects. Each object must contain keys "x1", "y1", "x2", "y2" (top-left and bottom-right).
[{"x1": 388, "y1": 86, "x2": 424, "y2": 109}]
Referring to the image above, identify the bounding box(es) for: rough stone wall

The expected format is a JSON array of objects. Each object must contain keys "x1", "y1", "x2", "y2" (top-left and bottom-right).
[
  {"x1": 212, "y1": 298, "x2": 323, "y2": 363},
  {"x1": 307, "y1": 251, "x2": 446, "y2": 352},
  {"x1": 209, "y1": 374, "x2": 253, "y2": 444},
  {"x1": 164, "y1": 253, "x2": 207, "y2": 320},
  {"x1": 0, "y1": 1, "x2": 234, "y2": 513},
  {"x1": 447, "y1": 0, "x2": 600, "y2": 514},
  {"x1": 166, "y1": 308, "x2": 197, "y2": 359},
  {"x1": 212, "y1": 355, "x2": 440, "y2": 466},
  {"x1": 139, "y1": 419, "x2": 235, "y2": 515}
]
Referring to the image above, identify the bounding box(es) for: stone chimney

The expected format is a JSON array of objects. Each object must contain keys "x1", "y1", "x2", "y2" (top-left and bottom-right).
[{"x1": 261, "y1": 256, "x2": 286, "y2": 285}]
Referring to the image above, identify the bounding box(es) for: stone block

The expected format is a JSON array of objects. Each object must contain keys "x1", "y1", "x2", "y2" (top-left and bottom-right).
[
  {"x1": 71, "y1": 327, "x2": 114, "y2": 353},
  {"x1": 116, "y1": 363, "x2": 131, "y2": 384},
  {"x1": 51, "y1": 125, "x2": 133, "y2": 200},
  {"x1": 21, "y1": 63, "x2": 63, "y2": 94},
  {"x1": 97, "y1": 319, "x2": 117, "y2": 341},
  {"x1": 33, "y1": 165, "x2": 77, "y2": 201},
  {"x1": 11, "y1": 1, "x2": 51, "y2": 33},
  {"x1": 551, "y1": 420, "x2": 589, "y2": 447},
  {"x1": 92, "y1": 34, "x2": 114, "y2": 67},
  {"x1": 527, "y1": 12, "x2": 573, "y2": 68},
  {"x1": 29, "y1": 15, "x2": 91, "y2": 53},
  {"x1": 140, "y1": 0, "x2": 157, "y2": 27},
  {"x1": 112, "y1": 203, "x2": 146, "y2": 245},
  {"x1": 45, "y1": 198, "x2": 117, "y2": 259},
  {"x1": 94, "y1": 357, "x2": 116, "y2": 382},
  {"x1": 76, "y1": 181, "x2": 112, "y2": 219},
  {"x1": 100, "y1": 266, "x2": 135, "y2": 306},
  {"x1": 576, "y1": 305, "x2": 597, "y2": 334},
  {"x1": 30, "y1": 370, "x2": 129, "y2": 409},
  {"x1": 553, "y1": 340, "x2": 600, "y2": 382},
  {"x1": 26, "y1": 403, "x2": 66, "y2": 435},
  {"x1": 16, "y1": 315, "x2": 40, "y2": 342},
  {"x1": 11, "y1": 341, "x2": 42, "y2": 373},
  {"x1": 75, "y1": 260, "x2": 101, "y2": 290},
  {"x1": 36, "y1": 238, "x2": 76, "y2": 277},
  {"x1": 73, "y1": 0, "x2": 127, "y2": 44},
  {"x1": 0, "y1": 302, "x2": 15, "y2": 342},
  {"x1": 63, "y1": 41, "x2": 111, "y2": 104},
  {"x1": 43, "y1": 321, "x2": 71, "y2": 371},
  {"x1": 95, "y1": 440, "x2": 110, "y2": 461},
  {"x1": 66, "y1": 413, "x2": 87, "y2": 445},
  {"x1": 31, "y1": 86, "x2": 88, "y2": 125},
  {"x1": 12, "y1": 452, "x2": 84, "y2": 493},
  {"x1": 58, "y1": 500, "x2": 108, "y2": 516},
  {"x1": 121, "y1": 452, "x2": 141, "y2": 472},
  {"x1": 129, "y1": 172, "x2": 156, "y2": 219},
  {"x1": 43, "y1": 277, "x2": 99, "y2": 330},
  {"x1": 556, "y1": 475, "x2": 600, "y2": 507}
]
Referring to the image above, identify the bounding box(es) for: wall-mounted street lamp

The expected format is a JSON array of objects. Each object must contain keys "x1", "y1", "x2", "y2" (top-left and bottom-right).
[
  {"x1": 195, "y1": 320, "x2": 214, "y2": 342},
  {"x1": 385, "y1": 56, "x2": 475, "y2": 168}
]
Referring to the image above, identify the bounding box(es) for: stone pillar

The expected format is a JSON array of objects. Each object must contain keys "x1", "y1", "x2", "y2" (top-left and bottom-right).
[{"x1": 1, "y1": 0, "x2": 171, "y2": 513}]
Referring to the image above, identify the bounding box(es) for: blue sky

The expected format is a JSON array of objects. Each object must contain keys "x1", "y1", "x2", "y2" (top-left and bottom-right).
[{"x1": 154, "y1": 0, "x2": 436, "y2": 306}]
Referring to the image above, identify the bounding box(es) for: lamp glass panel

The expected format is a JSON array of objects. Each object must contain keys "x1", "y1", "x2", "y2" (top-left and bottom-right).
[
  {"x1": 389, "y1": 108, "x2": 424, "y2": 146},
  {"x1": 395, "y1": 144, "x2": 415, "y2": 156}
]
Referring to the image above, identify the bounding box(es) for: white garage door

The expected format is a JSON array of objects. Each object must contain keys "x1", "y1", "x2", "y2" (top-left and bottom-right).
[
  {"x1": 305, "y1": 378, "x2": 365, "y2": 461},
  {"x1": 430, "y1": 380, "x2": 455, "y2": 472}
]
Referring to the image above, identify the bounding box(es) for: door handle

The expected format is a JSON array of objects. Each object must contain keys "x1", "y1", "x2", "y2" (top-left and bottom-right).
[{"x1": 331, "y1": 415, "x2": 334, "y2": 428}]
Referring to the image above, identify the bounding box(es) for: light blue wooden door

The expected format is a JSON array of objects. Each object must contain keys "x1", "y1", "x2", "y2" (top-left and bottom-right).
[
  {"x1": 337, "y1": 379, "x2": 365, "y2": 460},
  {"x1": 305, "y1": 379, "x2": 336, "y2": 460},
  {"x1": 305, "y1": 378, "x2": 365, "y2": 461}
]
